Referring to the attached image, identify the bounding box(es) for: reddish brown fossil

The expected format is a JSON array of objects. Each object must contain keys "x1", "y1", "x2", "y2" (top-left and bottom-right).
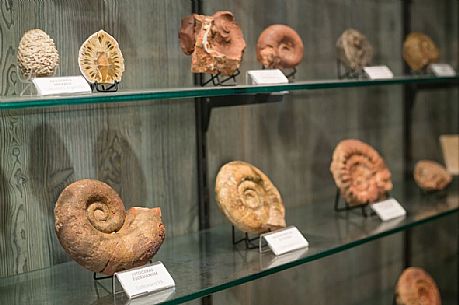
[
  {"x1": 179, "y1": 15, "x2": 196, "y2": 55},
  {"x1": 336, "y1": 28, "x2": 373, "y2": 71},
  {"x1": 55, "y1": 179, "x2": 165, "y2": 275},
  {"x1": 396, "y1": 267, "x2": 441, "y2": 305},
  {"x1": 330, "y1": 139, "x2": 393, "y2": 206},
  {"x1": 256, "y1": 24, "x2": 304, "y2": 69},
  {"x1": 414, "y1": 160, "x2": 452, "y2": 191},
  {"x1": 403, "y1": 32, "x2": 439, "y2": 72}
]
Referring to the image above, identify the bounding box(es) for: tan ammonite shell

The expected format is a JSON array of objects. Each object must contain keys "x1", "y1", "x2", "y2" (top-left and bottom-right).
[
  {"x1": 78, "y1": 30, "x2": 125, "y2": 84},
  {"x1": 256, "y1": 24, "x2": 304, "y2": 69},
  {"x1": 216, "y1": 161, "x2": 286, "y2": 234},
  {"x1": 336, "y1": 28, "x2": 373, "y2": 71},
  {"x1": 17, "y1": 29, "x2": 59, "y2": 77},
  {"x1": 330, "y1": 139, "x2": 393, "y2": 206},
  {"x1": 414, "y1": 160, "x2": 452, "y2": 191},
  {"x1": 403, "y1": 32, "x2": 439, "y2": 72},
  {"x1": 396, "y1": 267, "x2": 441, "y2": 305},
  {"x1": 179, "y1": 11, "x2": 246, "y2": 76},
  {"x1": 55, "y1": 179, "x2": 165, "y2": 275}
]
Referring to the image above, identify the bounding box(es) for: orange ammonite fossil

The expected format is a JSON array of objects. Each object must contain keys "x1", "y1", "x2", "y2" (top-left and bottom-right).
[
  {"x1": 336, "y1": 28, "x2": 373, "y2": 71},
  {"x1": 216, "y1": 161, "x2": 286, "y2": 234},
  {"x1": 414, "y1": 160, "x2": 452, "y2": 191},
  {"x1": 256, "y1": 24, "x2": 304, "y2": 70},
  {"x1": 55, "y1": 179, "x2": 165, "y2": 275},
  {"x1": 403, "y1": 32, "x2": 439, "y2": 72},
  {"x1": 395, "y1": 267, "x2": 441, "y2": 305},
  {"x1": 330, "y1": 139, "x2": 393, "y2": 206}
]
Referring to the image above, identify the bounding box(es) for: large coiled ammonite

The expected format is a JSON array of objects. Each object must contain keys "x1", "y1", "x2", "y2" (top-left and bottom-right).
[
  {"x1": 330, "y1": 139, "x2": 393, "y2": 206},
  {"x1": 403, "y1": 32, "x2": 439, "y2": 72},
  {"x1": 54, "y1": 179, "x2": 165, "y2": 275},
  {"x1": 414, "y1": 160, "x2": 452, "y2": 191},
  {"x1": 215, "y1": 161, "x2": 286, "y2": 234},
  {"x1": 336, "y1": 29, "x2": 373, "y2": 71},
  {"x1": 256, "y1": 24, "x2": 304, "y2": 70},
  {"x1": 395, "y1": 267, "x2": 441, "y2": 305}
]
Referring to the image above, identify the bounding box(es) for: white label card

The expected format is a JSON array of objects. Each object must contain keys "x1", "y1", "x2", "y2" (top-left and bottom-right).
[
  {"x1": 371, "y1": 198, "x2": 406, "y2": 222},
  {"x1": 115, "y1": 262, "x2": 175, "y2": 299},
  {"x1": 247, "y1": 69, "x2": 289, "y2": 85},
  {"x1": 32, "y1": 76, "x2": 92, "y2": 96},
  {"x1": 261, "y1": 226, "x2": 309, "y2": 256},
  {"x1": 363, "y1": 66, "x2": 394, "y2": 79},
  {"x1": 429, "y1": 64, "x2": 456, "y2": 77}
]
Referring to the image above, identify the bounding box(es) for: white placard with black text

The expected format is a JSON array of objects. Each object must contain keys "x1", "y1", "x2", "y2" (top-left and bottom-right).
[
  {"x1": 363, "y1": 66, "x2": 394, "y2": 79},
  {"x1": 371, "y1": 198, "x2": 406, "y2": 222},
  {"x1": 261, "y1": 226, "x2": 309, "y2": 256},
  {"x1": 32, "y1": 76, "x2": 92, "y2": 96},
  {"x1": 429, "y1": 64, "x2": 456, "y2": 77},
  {"x1": 247, "y1": 69, "x2": 289, "y2": 85}
]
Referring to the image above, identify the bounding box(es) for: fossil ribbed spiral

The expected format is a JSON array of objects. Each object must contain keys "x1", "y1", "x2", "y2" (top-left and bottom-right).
[
  {"x1": 17, "y1": 29, "x2": 59, "y2": 77},
  {"x1": 256, "y1": 24, "x2": 304, "y2": 69},
  {"x1": 403, "y1": 32, "x2": 439, "y2": 72},
  {"x1": 396, "y1": 267, "x2": 441, "y2": 305},
  {"x1": 336, "y1": 29, "x2": 373, "y2": 71},
  {"x1": 215, "y1": 161, "x2": 286, "y2": 234},
  {"x1": 330, "y1": 139, "x2": 393, "y2": 206},
  {"x1": 55, "y1": 179, "x2": 165, "y2": 275},
  {"x1": 414, "y1": 160, "x2": 452, "y2": 191}
]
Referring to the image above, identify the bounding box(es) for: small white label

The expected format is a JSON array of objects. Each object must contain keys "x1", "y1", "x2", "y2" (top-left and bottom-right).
[
  {"x1": 115, "y1": 262, "x2": 175, "y2": 299},
  {"x1": 429, "y1": 64, "x2": 456, "y2": 77},
  {"x1": 371, "y1": 198, "x2": 406, "y2": 222},
  {"x1": 261, "y1": 226, "x2": 309, "y2": 256},
  {"x1": 363, "y1": 66, "x2": 394, "y2": 79},
  {"x1": 32, "y1": 76, "x2": 92, "y2": 96},
  {"x1": 247, "y1": 69, "x2": 289, "y2": 85}
]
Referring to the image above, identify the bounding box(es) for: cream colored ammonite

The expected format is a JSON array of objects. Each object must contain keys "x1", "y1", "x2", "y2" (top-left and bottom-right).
[
  {"x1": 414, "y1": 160, "x2": 452, "y2": 191},
  {"x1": 395, "y1": 267, "x2": 441, "y2": 305},
  {"x1": 78, "y1": 30, "x2": 125, "y2": 84},
  {"x1": 330, "y1": 139, "x2": 393, "y2": 206},
  {"x1": 215, "y1": 161, "x2": 286, "y2": 234},
  {"x1": 403, "y1": 32, "x2": 439, "y2": 72}
]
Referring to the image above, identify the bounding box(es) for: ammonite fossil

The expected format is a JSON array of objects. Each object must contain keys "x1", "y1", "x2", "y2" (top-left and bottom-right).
[
  {"x1": 215, "y1": 161, "x2": 286, "y2": 234},
  {"x1": 395, "y1": 267, "x2": 441, "y2": 305},
  {"x1": 17, "y1": 29, "x2": 59, "y2": 77},
  {"x1": 403, "y1": 32, "x2": 439, "y2": 72},
  {"x1": 55, "y1": 179, "x2": 165, "y2": 275},
  {"x1": 256, "y1": 24, "x2": 304, "y2": 70},
  {"x1": 330, "y1": 139, "x2": 393, "y2": 206},
  {"x1": 78, "y1": 30, "x2": 125, "y2": 84},
  {"x1": 336, "y1": 29, "x2": 373, "y2": 71},
  {"x1": 414, "y1": 160, "x2": 452, "y2": 191},
  {"x1": 179, "y1": 11, "x2": 246, "y2": 76}
]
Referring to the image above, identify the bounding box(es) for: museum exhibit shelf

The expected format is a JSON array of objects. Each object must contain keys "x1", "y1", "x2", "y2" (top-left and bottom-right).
[
  {"x1": 0, "y1": 180, "x2": 457, "y2": 305},
  {"x1": 0, "y1": 75, "x2": 457, "y2": 110}
]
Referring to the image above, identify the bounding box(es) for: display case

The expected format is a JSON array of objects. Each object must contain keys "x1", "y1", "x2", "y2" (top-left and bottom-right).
[{"x1": 0, "y1": 1, "x2": 457, "y2": 305}]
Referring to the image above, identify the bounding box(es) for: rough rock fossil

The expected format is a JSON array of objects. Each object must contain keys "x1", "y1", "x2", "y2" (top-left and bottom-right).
[
  {"x1": 179, "y1": 11, "x2": 246, "y2": 76},
  {"x1": 396, "y1": 267, "x2": 441, "y2": 305},
  {"x1": 215, "y1": 161, "x2": 286, "y2": 233},
  {"x1": 78, "y1": 30, "x2": 125, "y2": 84},
  {"x1": 17, "y1": 29, "x2": 59, "y2": 77},
  {"x1": 403, "y1": 32, "x2": 439, "y2": 72},
  {"x1": 336, "y1": 28, "x2": 373, "y2": 71},
  {"x1": 54, "y1": 179, "x2": 165, "y2": 275},
  {"x1": 414, "y1": 160, "x2": 452, "y2": 191},
  {"x1": 330, "y1": 139, "x2": 393, "y2": 206},
  {"x1": 256, "y1": 24, "x2": 304, "y2": 69}
]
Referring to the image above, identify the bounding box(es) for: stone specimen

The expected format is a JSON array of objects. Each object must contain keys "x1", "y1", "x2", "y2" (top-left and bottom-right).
[
  {"x1": 330, "y1": 139, "x2": 393, "y2": 206},
  {"x1": 179, "y1": 11, "x2": 246, "y2": 76},
  {"x1": 215, "y1": 161, "x2": 286, "y2": 233},
  {"x1": 256, "y1": 24, "x2": 304, "y2": 69},
  {"x1": 336, "y1": 29, "x2": 373, "y2": 71},
  {"x1": 78, "y1": 30, "x2": 125, "y2": 84},
  {"x1": 396, "y1": 267, "x2": 441, "y2": 305},
  {"x1": 17, "y1": 29, "x2": 59, "y2": 77},
  {"x1": 55, "y1": 179, "x2": 165, "y2": 275},
  {"x1": 414, "y1": 160, "x2": 452, "y2": 191},
  {"x1": 403, "y1": 32, "x2": 439, "y2": 72}
]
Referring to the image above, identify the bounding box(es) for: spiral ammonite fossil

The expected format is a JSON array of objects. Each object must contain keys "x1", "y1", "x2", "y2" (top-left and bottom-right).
[
  {"x1": 256, "y1": 24, "x2": 304, "y2": 70},
  {"x1": 215, "y1": 161, "x2": 286, "y2": 234},
  {"x1": 396, "y1": 267, "x2": 441, "y2": 305},
  {"x1": 330, "y1": 139, "x2": 393, "y2": 206},
  {"x1": 403, "y1": 32, "x2": 439, "y2": 72},
  {"x1": 414, "y1": 160, "x2": 452, "y2": 191},
  {"x1": 336, "y1": 28, "x2": 374, "y2": 71},
  {"x1": 54, "y1": 179, "x2": 165, "y2": 275}
]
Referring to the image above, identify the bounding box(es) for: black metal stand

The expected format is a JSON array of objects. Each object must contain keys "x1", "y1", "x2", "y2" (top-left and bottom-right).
[
  {"x1": 200, "y1": 69, "x2": 241, "y2": 87},
  {"x1": 333, "y1": 189, "x2": 380, "y2": 218},
  {"x1": 93, "y1": 273, "x2": 112, "y2": 281},
  {"x1": 232, "y1": 226, "x2": 264, "y2": 250},
  {"x1": 91, "y1": 81, "x2": 120, "y2": 93},
  {"x1": 336, "y1": 59, "x2": 365, "y2": 79}
]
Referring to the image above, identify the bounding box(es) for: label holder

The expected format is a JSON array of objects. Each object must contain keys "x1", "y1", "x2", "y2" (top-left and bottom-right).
[
  {"x1": 370, "y1": 198, "x2": 407, "y2": 222},
  {"x1": 32, "y1": 75, "x2": 92, "y2": 96},
  {"x1": 259, "y1": 226, "x2": 309, "y2": 256}
]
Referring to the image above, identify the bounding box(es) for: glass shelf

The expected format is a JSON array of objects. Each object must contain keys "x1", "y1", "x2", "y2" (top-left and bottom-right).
[
  {"x1": 0, "y1": 75, "x2": 457, "y2": 110},
  {"x1": 0, "y1": 180, "x2": 457, "y2": 305}
]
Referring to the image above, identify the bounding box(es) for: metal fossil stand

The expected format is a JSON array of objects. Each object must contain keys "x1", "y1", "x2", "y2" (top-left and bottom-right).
[
  {"x1": 333, "y1": 189, "x2": 381, "y2": 218},
  {"x1": 90, "y1": 81, "x2": 120, "y2": 93}
]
